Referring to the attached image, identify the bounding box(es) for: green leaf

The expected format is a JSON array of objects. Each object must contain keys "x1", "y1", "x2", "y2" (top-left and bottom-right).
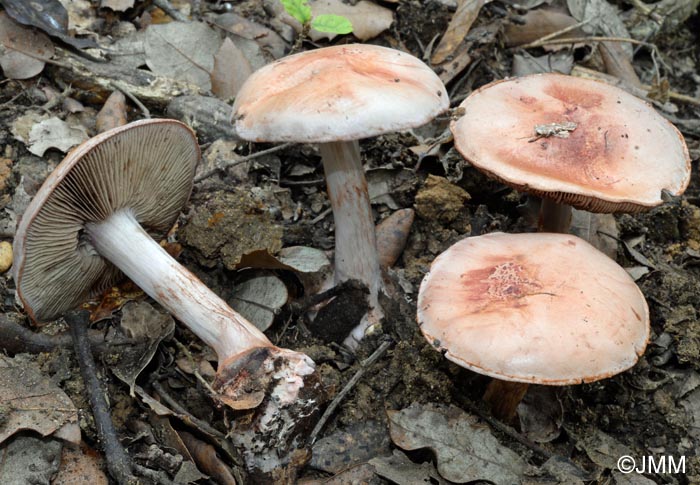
[
  {"x1": 280, "y1": 0, "x2": 312, "y2": 24},
  {"x1": 311, "y1": 14, "x2": 353, "y2": 34}
]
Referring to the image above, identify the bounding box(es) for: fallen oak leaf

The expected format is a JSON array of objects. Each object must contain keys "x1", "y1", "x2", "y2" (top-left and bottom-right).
[{"x1": 387, "y1": 403, "x2": 526, "y2": 484}]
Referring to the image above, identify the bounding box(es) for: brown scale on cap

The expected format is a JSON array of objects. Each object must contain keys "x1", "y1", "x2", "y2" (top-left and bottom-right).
[{"x1": 452, "y1": 73, "x2": 690, "y2": 212}]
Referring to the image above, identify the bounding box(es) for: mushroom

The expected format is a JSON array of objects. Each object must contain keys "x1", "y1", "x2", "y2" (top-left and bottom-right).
[
  {"x1": 13, "y1": 119, "x2": 321, "y2": 476},
  {"x1": 233, "y1": 44, "x2": 449, "y2": 347},
  {"x1": 417, "y1": 232, "x2": 649, "y2": 420},
  {"x1": 451, "y1": 73, "x2": 691, "y2": 232}
]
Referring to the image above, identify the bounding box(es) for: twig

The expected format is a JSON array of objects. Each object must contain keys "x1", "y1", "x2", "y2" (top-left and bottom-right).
[
  {"x1": 309, "y1": 339, "x2": 393, "y2": 444},
  {"x1": 311, "y1": 207, "x2": 332, "y2": 224},
  {"x1": 194, "y1": 143, "x2": 293, "y2": 183},
  {"x1": 152, "y1": 0, "x2": 189, "y2": 22},
  {"x1": 151, "y1": 381, "x2": 225, "y2": 439},
  {"x1": 517, "y1": 19, "x2": 592, "y2": 49},
  {"x1": 523, "y1": 36, "x2": 655, "y2": 49},
  {"x1": 113, "y1": 82, "x2": 151, "y2": 118},
  {"x1": 0, "y1": 314, "x2": 132, "y2": 357},
  {"x1": 66, "y1": 310, "x2": 136, "y2": 485}
]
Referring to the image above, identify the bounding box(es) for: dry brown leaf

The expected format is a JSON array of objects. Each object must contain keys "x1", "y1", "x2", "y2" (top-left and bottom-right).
[
  {"x1": 431, "y1": 0, "x2": 489, "y2": 65},
  {"x1": 599, "y1": 42, "x2": 642, "y2": 87},
  {"x1": 211, "y1": 37, "x2": 253, "y2": 100},
  {"x1": 52, "y1": 442, "x2": 109, "y2": 485},
  {"x1": 298, "y1": 463, "x2": 379, "y2": 484},
  {"x1": 314, "y1": 0, "x2": 393, "y2": 41},
  {"x1": 144, "y1": 21, "x2": 223, "y2": 91},
  {"x1": 280, "y1": 0, "x2": 393, "y2": 41},
  {"x1": 27, "y1": 117, "x2": 88, "y2": 156},
  {"x1": 503, "y1": 9, "x2": 584, "y2": 50},
  {"x1": 180, "y1": 431, "x2": 236, "y2": 485},
  {"x1": 112, "y1": 301, "x2": 175, "y2": 395},
  {"x1": 82, "y1": 281, "x2": 145, "y2": 323},
  {"x1": 96, "y1": 90, "x2": 128, "y2": 133},
  {"x1": 213, "y1": 12, "x2": 287, "y2": 59},
  {"x1": 0, "y1": 355, "x2": 80, "y2": 445},
  {"x1": 387, "y1": 403, "x2": 526, "y2": 483},
  {"x1": 376, "y1": 209, "x2": 415, "y2": 269},
  {"x1": 0, "y1": 12, "x2": 54, "y2": 79}
]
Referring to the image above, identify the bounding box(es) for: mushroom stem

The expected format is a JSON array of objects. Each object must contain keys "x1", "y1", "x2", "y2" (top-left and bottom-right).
[
  {"x1": 319, "y1": 140, "x2": 383, "y2": 345},
  {"x1": 85, "y1": 209, "x2": 272, "y2": 364},
  {"x1": 483, "y1": 379, "x2": 530, "y2": 421},
  {"x1": 538, "y1": 199, "x2": 572, "y2": 233}
]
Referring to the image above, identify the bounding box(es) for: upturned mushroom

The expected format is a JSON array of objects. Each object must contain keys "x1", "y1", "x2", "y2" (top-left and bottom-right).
[
  {"x1": 417, "y1": 232, "x2": 649, "y2": 420},
  {"x1": 13, "y1": 119, "x2": 322, "y2": 477},
  {"x1": 233, "y1": 44, "x2": 449, "y2": 348},
  {"x1": 451, "y1": 73, "x2": 691, "y2": 232}
]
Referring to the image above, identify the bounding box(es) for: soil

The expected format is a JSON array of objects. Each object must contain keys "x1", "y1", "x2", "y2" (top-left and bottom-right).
[{"x1": 1, "y1": 1, "x2": 700, "y2": 484}]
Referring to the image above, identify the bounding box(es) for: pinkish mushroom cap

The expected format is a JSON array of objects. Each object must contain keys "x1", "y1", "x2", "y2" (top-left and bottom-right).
[
  {"x1": 417, "y1": 232, "x2": 649, "y2": 384},
  {"x1": 451, "y1": 73, "x2": 691, "y2": 212},
  {"x1": 233, "y1": 44, "x2": 449, "y2": 143}
]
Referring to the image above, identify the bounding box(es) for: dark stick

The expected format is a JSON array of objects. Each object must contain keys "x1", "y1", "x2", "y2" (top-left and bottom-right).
[
  {"x1": 66, "y1": 310, "x2": 136, "y2": 484},
  {"x1": 0, "y1": 313, "x2": 132, "y2": 355}
]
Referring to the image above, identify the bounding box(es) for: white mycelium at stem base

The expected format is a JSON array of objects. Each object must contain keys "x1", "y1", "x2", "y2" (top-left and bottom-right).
[
  {"x1": 319, "y1": 141, "x2": 383, "y2": 347},
  {"x1": 85, "y1": 209, "x2": 315, "y2": 384}
]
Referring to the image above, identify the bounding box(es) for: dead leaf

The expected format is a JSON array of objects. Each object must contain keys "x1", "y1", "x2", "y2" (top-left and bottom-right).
[
  {"x1": 27, "y1": 117, "x2": 88, "y2": 156},
  {"x1": 0, "y1": 435, "x2": 63, "y2": 483},
  {"x1": 299, "y1": 463, "x2": 377, "y2": 485},
  {"x1": 278, "y1": 0, "x2": 393, "y2": 41},
  {"x1": 96, "y1": 90, "x2": 128, "y2": 133},
  {"x1": 573, "y1": 427, "x2": 632, "y2": 469},
  {"x1": 612, "y1": 470, "x2": 658, "y2": 484},
  {"x1": 570, "y1": 209, "x2": 619, "y2": 260},
  {"x1": 504, "y1": 9, "x2": 584, "y2": 50},
  {"x1": 212, "y1": 12, "x2": 287, "y2": 59},
  {"x1": 437, "y1": 49, "x2": 472, "y2": 84},
  {"x1": 82, "y1": 281, "x2": 145, "y2": 323},
  {"x1": 228, "y1": 271, "x2": 288, "y2": 331},
  {"x1": 52, "y1": 442, "x2": 108, "y2": 485},
  {"x1": 0, "y1": 355, "x2": 80, "y2": 445},
  {"x1": 376, "y1": 209, "x2": 415, "y2": 269},
  {"x1": 112, "y1": 301, "x2": 175, "y2": 395},
  {"x1": 512, "y1": 51, "x2": 574, "y2": 76},
  {"x1": 387, "y1": 403, "x2": 526, "y2": 483},
  {"x1": 0, "y1": 158, "x2": 12, "y2": 193},
  {"x1": 145, "y1": 21, "x2": 223, "y2": 91},
  {"x1": 431, "y1": 0, "x2": 489, "y2": 65},
  {"x1": 180, "y1": 431, "x2": 236, "y2": 485},
  {"x1": 0, "y1": 12, "x2": 54, "y2": 79},
  {"x1": 277, "y1": 246, "x2": 331, "y2": 273},
  {"x1": 310, "y1": 421, "x2": 391, "y2": 473},
  {"x1": 211, "y1": 37, "x2": 253, "y2": 100},
  {"x1": 311, "y1": 0, "x2": 393, "y2": 41},
  {"x1": 0, "y1": 0, "x2": 96, "y2": 49},
  {"x1": 566, "y1": 0, "x2": 633, "y2": 56},
  {"x1": 517, "y1": 386, "x2": 563, "y2": 443},
  {"x1": 100, "y1": 0, "x2": 135, "y2": 12},
  {"x1": 370, "y1": 449, "x2": 452, "y2": 485}
]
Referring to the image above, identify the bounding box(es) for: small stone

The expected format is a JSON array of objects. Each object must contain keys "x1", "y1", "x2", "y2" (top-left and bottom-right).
[{"x1": 0, "y1": 241, "x2": 12, "y2": 273}]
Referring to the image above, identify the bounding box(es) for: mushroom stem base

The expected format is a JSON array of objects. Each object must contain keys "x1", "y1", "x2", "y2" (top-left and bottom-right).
[
  {"x1": 483, "y1": 379, "x2": 529, "y2": 421},
  {"x1": 319, "y1": 140, "x2": 383, "y2": 346},
  {"x1": 215, "y1": 346, "x2": 326, "y2": 482}
]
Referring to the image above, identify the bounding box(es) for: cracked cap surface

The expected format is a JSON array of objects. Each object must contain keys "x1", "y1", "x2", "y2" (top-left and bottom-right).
[{"x1": 417, "y1": 232, "x2": 649, "y2": 384}]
